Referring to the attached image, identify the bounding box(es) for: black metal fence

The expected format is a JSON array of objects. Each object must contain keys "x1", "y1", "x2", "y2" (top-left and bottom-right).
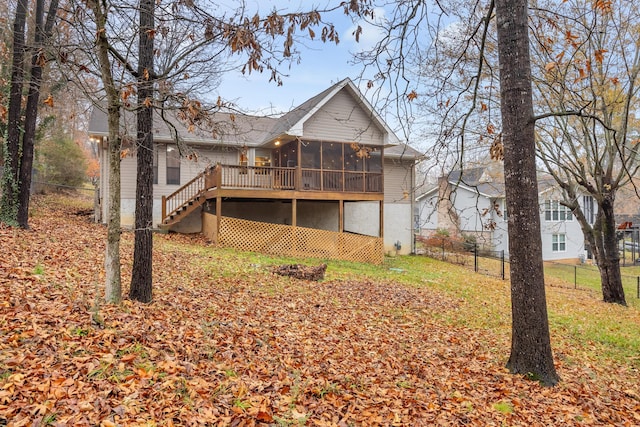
[
  {"x1": 421, "y1": 243, "x2": 507, "y2": 279},
  {"x1": 421, "y1": 242, "x2": 640, "y2": 300},
  {"x1": 543, "y1": 261, "x2": 640, "y2": 299}
]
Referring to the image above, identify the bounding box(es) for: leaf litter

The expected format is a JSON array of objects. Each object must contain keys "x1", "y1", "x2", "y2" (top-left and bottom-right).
[{"x1": 1, "y1": 195, "x2": 639, "y2": 426}]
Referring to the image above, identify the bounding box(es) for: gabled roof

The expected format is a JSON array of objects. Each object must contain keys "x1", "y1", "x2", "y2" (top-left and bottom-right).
[
  {"x1": 260, "y1": 78, "x2": 401, "y2": 146},
  {"x1": 426, "y1": 165, "x2": 571, "y2": 200},
  {"x1": 415, "y1": 184, "x2": 439, "y2": 201},
  {"x1": 447, "y1": 166, "x2": 506, "y2": 198}
]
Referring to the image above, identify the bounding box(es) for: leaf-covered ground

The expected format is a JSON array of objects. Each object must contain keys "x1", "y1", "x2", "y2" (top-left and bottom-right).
[{"x1": 1, "y1": 194, "x2": 640, "y2": 426}]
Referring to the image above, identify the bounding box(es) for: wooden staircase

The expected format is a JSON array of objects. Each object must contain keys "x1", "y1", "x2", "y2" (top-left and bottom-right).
[{"x1": 161, "y1": 164, "x2": 219, "y2": 227}]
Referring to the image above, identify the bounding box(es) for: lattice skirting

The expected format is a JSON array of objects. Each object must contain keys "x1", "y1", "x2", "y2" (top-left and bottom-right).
[{"x1": 213, "y1": 216, "x2": 383, "y2": 264}]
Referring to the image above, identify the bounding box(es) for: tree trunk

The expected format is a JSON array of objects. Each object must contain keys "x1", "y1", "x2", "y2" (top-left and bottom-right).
[
  {"x1": 129, "y1": 0, "x2": 155, "y2": 303},
  {"x1": 593, "y1": 198, "x2": 626, "y2": 305},
  {"x1": 494, "y1": 0, "x2": 559, "y2": 386},
  {"x1": 91, "y1": 0, "x2": 122, "y2": 304},
  {"x1": 1, "y1": 0, "x2": 28, "y2": 225},
  {"x1": 17, "y1": 0, "x2": 59, "y2": 228}
]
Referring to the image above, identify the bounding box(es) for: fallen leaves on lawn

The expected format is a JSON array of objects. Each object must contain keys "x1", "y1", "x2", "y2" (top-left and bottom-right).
[{"x1": 1, "y1": 194, "x2": 639, "y2": 426}]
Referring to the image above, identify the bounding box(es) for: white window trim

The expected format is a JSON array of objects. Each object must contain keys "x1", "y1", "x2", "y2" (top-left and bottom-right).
[
  {"x1": 552, "y1": 233, "x2": 566, "y2": 253},
  {"x1": 544, "y1": 200, "x2": 573, "y2": 222}
]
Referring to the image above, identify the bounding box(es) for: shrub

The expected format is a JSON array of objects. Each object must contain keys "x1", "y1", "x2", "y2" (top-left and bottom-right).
[{"x1": 36, "y1": 135, "x2": 88, "y2": 190}]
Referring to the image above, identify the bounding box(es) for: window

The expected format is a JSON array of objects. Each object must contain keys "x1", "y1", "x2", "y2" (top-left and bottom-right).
[
  {"x1": 583, "y1": 195, "x2": 595, "y2": 224},
  {"x1": 552, "y1": 234, "x2": 566, "y2": 252},
  {"x1": 365, "y1": 147, "x2": 382, "y2": 173},
  {"x1": 322, "y1": 142, "x2": 343, "y2": 170},
  {"x1": 301, "y1": 141, "x2": 321, "y2": 169},
  {"x1": 153, "y1": 146, "x2": 158, "y2": 185},
  {"x1": 255, "y1": 148, "x2": 271, "y2": 174},
  {"x1": 544, "y1": 200, "x2": 573, "y2": 221},
  {"x1": 166, "y1": 145, "x2": 180, "y2": 185},
  {"x1": 345, "y1": 143, "x2": 364, "y2": 172}
]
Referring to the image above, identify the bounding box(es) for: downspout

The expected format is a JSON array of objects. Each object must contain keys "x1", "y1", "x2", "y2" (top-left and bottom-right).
[{"x1": 411, "y1": 160, "x2": 416, "y2": 254}]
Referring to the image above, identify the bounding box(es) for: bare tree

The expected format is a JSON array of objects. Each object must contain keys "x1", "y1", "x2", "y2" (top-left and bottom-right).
[
  {"x1": 345, "y1": 0, "x2": 559, "y2": 384},
  {"x1": 57, "y1": 0, "x2": 344, "y2": 303},
  {"x1": 17, "y1": 0, "x2": 60, "y2": 228},
  {"x1": 528, "y1": 0, "x2": 637, "y2": 305},
  {"x1": 494, "y1": 0, "x2": 559, "y2": 385},
  {"x1": 1, "y1": 0, "x2": 60, "y2": 228},
  {"x1": 129, "y1": 0, "x2": 155, "y2": 303}
]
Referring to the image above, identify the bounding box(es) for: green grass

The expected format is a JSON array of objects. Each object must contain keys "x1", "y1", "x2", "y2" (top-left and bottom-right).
[{"x1": 543, "y1": 262, "x2": 640, "y2": 309}]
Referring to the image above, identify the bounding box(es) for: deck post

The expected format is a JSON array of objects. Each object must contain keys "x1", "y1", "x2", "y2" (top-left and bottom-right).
[
  {"x1": 292, "y1": 198, "x2": 298, "y2": 256},
  {"x1": 295, "y1": 167, "x2": 302, "y2": 190},
  {"x1": 339, "y1": 200, "x2": 344, "y2": 232},
  {"x1": 292, "y1": 199, "x2": 297, "y2": 227},
  {"x1": 379, "y1": 200, "x2": 384, "y2": 238},
  {"x1": 161, "y1": 196, "x2": 166, "y2": 222},
  {"x1": 216, "y1": 196, "x2": 222, "y2": 244},
  {"x1": 216, "y1": 164, "x2": 223, "y2": 188}
]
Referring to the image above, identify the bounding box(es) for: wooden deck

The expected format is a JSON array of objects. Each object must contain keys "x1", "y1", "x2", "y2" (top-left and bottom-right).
[{"x1": 161, "y1": 164, "x2": 384, "y2": 225}]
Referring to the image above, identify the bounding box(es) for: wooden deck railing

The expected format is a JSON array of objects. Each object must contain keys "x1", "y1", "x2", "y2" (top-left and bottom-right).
[
  {"x1": 162, "y1": 164, "x2": 218, "y2": 221},
  {"x1": 162, "y1": 164, "x2": 383, "y2": 223},
  {"x1": 300, "y1": 169, "x2": 383, "y2": 193},
  {"x1": 220, "y1": 165, "x2": 297, "y2": 190}
]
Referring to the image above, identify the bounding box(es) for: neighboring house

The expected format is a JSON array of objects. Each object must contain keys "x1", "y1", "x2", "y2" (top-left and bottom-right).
[
  {"x1": 88, "y1": 78, "x2": 422, "y2": 262},
  {"x1": 416, "y1": 165, "x2": 595, "y2": 262}
]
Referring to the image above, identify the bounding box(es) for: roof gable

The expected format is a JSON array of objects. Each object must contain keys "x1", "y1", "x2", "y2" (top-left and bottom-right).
[{"x1": 261, "y1": 78, "x2": 401, "y2": 146}]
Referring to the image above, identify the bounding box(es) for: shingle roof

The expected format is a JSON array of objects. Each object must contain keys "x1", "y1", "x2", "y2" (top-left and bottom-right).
[
  {"x1": 259, "y1": 81, "x2": 344, "y2": 143},
  {"x1": 88, "y1": 106, "x2": 277, "y2": 147},
  {"x1": 446, "y1": 166, "x2": 505, "y2": 198},
  {"x1": 88, "y1": 78, "x2": 419, "y2": 159},
  {"x1": 443, "y1": 166, "x2": 563, "y2": 198},
  {"x1": 385, "y1": 143, "x2": 423, "y2": 160}
]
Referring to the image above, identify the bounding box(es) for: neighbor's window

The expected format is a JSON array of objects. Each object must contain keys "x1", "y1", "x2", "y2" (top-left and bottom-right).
[
  {"x1": 583, "y1": 195, "x2": 595, "y2": 225},
  {"x1": 166, "y1": 145, "x2": 180, "y2": 185},
  {"x1": 552, "y1": 234, "x2": 566, "y2": 252},
  {"x1": 544, "y1": 200, "x2": 573, "y2": 221}
]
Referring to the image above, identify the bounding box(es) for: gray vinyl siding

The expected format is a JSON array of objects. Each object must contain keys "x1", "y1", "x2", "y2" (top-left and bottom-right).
[
  {"x1": 384, "y1": 158, "x2": 413, "y2": 203},
  {"x1": 119, "y1": 144, "x2": 238, "y2": 201},
  {"x1": 120, "y1": 156, "x2": 138, "y2": 199},
  {"x1": 303, "y1": 89, "x2": 384, "y2": 145}
]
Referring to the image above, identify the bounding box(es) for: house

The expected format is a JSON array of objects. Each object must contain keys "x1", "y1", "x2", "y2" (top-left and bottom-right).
[
  {"x1": 88, "y1": 78, "x2": 422, "y2": 263},
  {"x1": 416, "y1": 165, "x2": 595, "y2": 262}
]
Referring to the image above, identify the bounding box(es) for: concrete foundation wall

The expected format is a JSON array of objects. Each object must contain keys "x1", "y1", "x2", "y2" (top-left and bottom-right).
[
  {"x1": 344, "y1": 201, "x2": 379, "y2": 237},
  {"x1": 297, "y1": 201, "x2": 339, "y2": 231},
  {"x1": 384, "y1": 203, "x2": 413, "y2": 255},
  {"x1": 120, "y1": 199, "x2": 168, "y2": 230}
]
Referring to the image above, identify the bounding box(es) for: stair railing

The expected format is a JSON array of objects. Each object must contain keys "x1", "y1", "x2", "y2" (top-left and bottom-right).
[{"x1": 162, "y1": 164, "x2": 219, "y2": 222}]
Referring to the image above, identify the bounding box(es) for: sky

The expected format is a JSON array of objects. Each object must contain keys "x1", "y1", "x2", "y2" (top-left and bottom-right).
[{"x1": 215, "y1": 3, "x2": 385, "y2": 116}]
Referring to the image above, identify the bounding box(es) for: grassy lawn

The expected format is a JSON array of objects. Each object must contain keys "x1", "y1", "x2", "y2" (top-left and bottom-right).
[
  {"x1": 543, "y1": 262, "x2": 640, "y2": 309},
  {"x1": 1, "y1": 194, "x2": 640, "y2": 425}
]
